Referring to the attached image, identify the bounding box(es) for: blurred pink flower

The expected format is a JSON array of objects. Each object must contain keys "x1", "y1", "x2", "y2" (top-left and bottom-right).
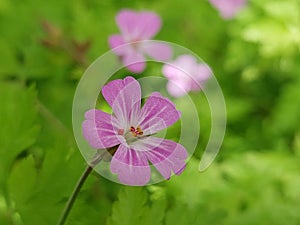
[
  {"x1": 82, "y1": 76, "x2": 187, "y2": 186},
  {"x1": 162, "y1": 55, "x2": 211, "y2": 97},
  {"x1": 108, "y1": 10, "x2": 172, "y2": 73},
  {"x1": 209, "y1": 0, "x2": 247, "y2": 19}
]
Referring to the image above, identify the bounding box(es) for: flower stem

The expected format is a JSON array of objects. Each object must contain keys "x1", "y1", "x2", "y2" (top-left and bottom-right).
[{"x1": 57, "y1": 155, "x2": 102, "y2": 225}]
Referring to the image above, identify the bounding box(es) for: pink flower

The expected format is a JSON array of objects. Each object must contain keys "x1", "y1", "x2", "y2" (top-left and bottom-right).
[
  {"x1": 162, "y1": 55, "x2": 211, "y2": 97},
  {"x1": 108, "y1": 10, "x2": 172, "y2": 73},
  {"x1": 209, "y1": 0, "x2": 247, "y2": 19},
  {"x1": 82, "y1": 76, "x2": 187, "y2": 186}
]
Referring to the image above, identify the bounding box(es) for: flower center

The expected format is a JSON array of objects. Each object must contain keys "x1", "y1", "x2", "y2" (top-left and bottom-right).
[
  {"x1": 130, "y1": 126, "x2": 143, "y2": 136},
  {"x1": 130, "y1": 40, "x2": 140, "y2": 50},
  {"x1": 118, "y1": 126, "x2": 144, "y2": 144}
]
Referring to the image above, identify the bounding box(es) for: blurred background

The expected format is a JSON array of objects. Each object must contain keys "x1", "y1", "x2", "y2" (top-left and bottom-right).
[{"x1": 0, "y1": 0, "x2": 300, "y2": 224}]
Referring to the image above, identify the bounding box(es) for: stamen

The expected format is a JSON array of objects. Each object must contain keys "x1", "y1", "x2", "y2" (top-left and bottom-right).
[
  {"x1": 136, "y1": 127, "x2": 143, "y2": 135},
  {"x1": 118, "y1": 129, "x2": 124, "y2": 135},
  {"x1": 130, "y1": 126, "x2": 135, "y2": 133},
  {"x1": 130, "y1": 126, "x2": 144, "y2": 137}
]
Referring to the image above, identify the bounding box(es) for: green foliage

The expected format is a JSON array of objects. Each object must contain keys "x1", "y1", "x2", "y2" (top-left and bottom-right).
[
  {"x1": 107, "y1": 187, "x2": 166, "y2": 225},
  {"x1": 164, "y1": 155, "x2": 300, "y2": 225},
  {"x1": 0, "y1": 82, "x2": 38, "y2": 199},
  {"x1": 107, "y1": 187, "x2": 147, "y2": 225},
  {"x1": 266, "y1": 76, "x2": 300, "y2": 147},
  {"x1": 6, "y1": 127, "x2": 84, "y2": 225}
]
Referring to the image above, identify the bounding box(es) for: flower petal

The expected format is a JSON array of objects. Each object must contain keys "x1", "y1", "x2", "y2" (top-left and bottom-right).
[
  {"x1": 141, "y1": 42, "x2": 172, "y2": 61},
  {"x1": 162, "y1": 54, "x2": 211, "y2": 97},
  {"x1": 162, "y1": 54, "x2": 197, "y2": 81},
  {"x1": 196, "y1": 64, "x2": 211, "y2": 80},
  {"x1": 138, "y1": 92, "x2": 181, "y2": 134},
  {"x1": 173, "y1": 54, "x2": 199, "y2": 74},
  {"x1": 209, "y1": 0, "x2": 247, "y2": 19},
  {"x1": 116, "y1": 10, "x2": 161, "y2": 41},
  {"x1": 102, "y1": 77, "x2": 141, "y2": 129},
  {"x1": 122, "y1": 50, "x2": 146, "y2": 73},
  {"x1": 82, "y1": 109, "x2": 120, "y2": 149},
  {"x1": 110, "y1": 144, "x2": 151, "y2": 186},
  {"x1": 190, "y1": 64, "x2": 211, "y2": 90},
  {"x1": 162, "y1": 65, "x2": 175, "y2": 79},
  {"x1": 166, "y1": 80, "x2": 190, "y2": 97},
  {"x1": 131, "y1": 137, "x2": 187, "y2": 179},
  {"x1": 108, "y1": 34, "x2": 129, "y2": 55},
  {"x1": 108, "y1": 34, "x2": 124, "y2": 49}
]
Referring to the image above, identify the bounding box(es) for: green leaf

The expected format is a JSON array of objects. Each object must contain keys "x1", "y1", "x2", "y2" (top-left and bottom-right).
[
  {"x1": 8, "y1": 142, "x2": 85, "y2": 225},
  {"x1": 165, "y1": 153, "x2": 300, "y2": 225},
  {"x1": 107, "y1": 187, "x2": 148, "y2": 225},
  {"x1": 265, "y1": 77, "x2": 300, "y2": 148},
  {"x1": 6, "y1": 98, "x2": 85, "y2": 225},
  {"x1": 142, "y1": 198, "x2": 166, "y2": 225},
  {"x1": 108, "y1": 186, "x2": 167, "y2": 225},
  {"x1": 0, "y1": 39, "x2": 19, "y2": 77},
  {"x1": 165, "y1": 204, "x2": 202, "y2": 225},
  {"x1": 0, "y1": 81, "x2": 38, "y2": 194},
  {"x1": 7, "y1": 156, "x2": 37, "y2": 206}
]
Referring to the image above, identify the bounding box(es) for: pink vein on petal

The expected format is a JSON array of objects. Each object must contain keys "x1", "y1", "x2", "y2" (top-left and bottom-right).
[
  {"x1": 110, "y1": 144, "x2": 151, "y2": 186},
  {"x1": 82, "y1": 109, "x2": 120, "y2": 149}
]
